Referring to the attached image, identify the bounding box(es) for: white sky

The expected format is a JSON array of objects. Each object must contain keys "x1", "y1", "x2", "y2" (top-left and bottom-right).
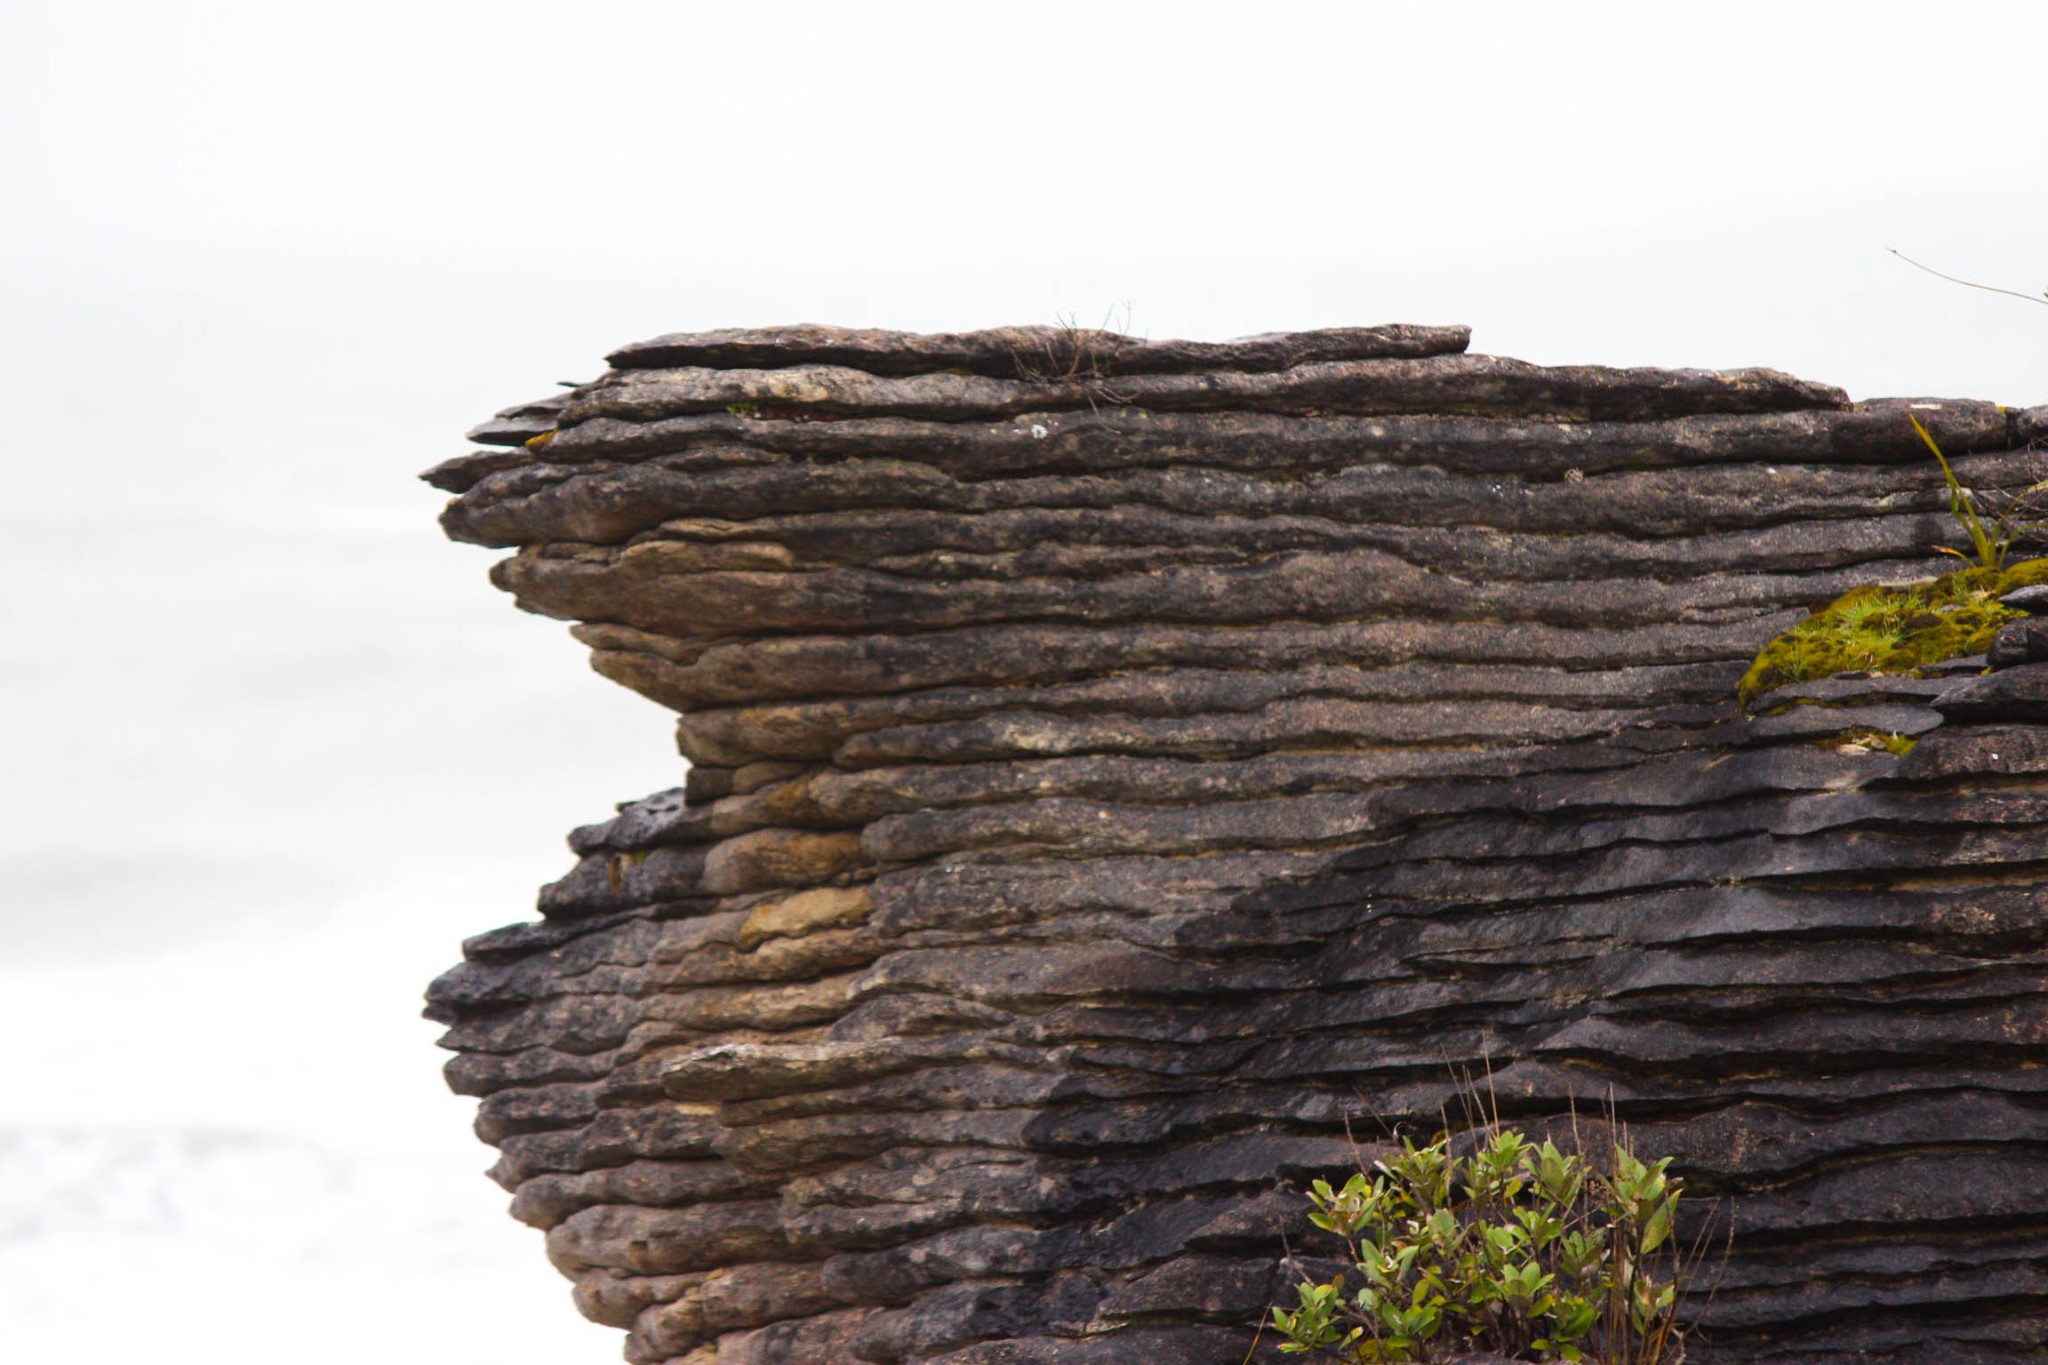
[{"x1": 2, "y1": 2, "x2": 2045, "y2": 1361}]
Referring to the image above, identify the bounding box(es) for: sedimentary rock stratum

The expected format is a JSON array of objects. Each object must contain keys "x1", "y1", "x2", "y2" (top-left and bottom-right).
[{"x1": 425, "y1": 324, "x2": 2048, "y2": 1364}]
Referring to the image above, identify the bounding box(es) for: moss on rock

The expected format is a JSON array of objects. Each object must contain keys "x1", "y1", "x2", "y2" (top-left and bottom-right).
[{"x1": 1738, "y1": 558, "x2": 2048, "y2": 707}]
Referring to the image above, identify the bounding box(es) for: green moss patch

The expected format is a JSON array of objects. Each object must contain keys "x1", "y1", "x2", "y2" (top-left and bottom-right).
[{"x1": 1738, "y1": 558, "x2": 2048, "y2": 707}]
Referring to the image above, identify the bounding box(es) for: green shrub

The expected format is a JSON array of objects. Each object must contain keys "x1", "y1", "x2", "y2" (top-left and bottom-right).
[{"x1": 1272, "y1": 1128, "x2": 1693, "y2": 1364}]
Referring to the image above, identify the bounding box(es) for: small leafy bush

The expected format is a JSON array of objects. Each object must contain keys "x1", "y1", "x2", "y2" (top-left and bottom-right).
[{"x1": 1272, "y1": 1128, "x2": 1692, "y2": 1364}]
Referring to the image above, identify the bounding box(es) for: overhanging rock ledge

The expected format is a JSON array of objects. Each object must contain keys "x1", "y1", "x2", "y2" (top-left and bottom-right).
[{"x1": 423, "y1": 323, "x2": 2048, "y2": 1364}]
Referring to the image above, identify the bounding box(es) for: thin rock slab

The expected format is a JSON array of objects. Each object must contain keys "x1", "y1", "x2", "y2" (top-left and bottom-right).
[{"x1": 605, "y1": 322, "x2": 1474, "y2": 377}]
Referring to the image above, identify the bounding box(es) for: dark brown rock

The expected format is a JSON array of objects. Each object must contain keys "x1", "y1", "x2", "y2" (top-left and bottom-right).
[
  {"x1": 604, "y1": 321, "x2": 1473, "y2": 378},
  {"x1": 424, "y1": 324, "x2": 2048, "y2": 1365},
  {"x1": 557, "y1": 355, "x2": 1848, "y2": 429},
  {"x1": 1989, "y1": 614, "x2": 2048, "y2": 667},
  {"x1": 2000, "y1": 582, "x2": 2048, "y2": 615},
  {"x1": 1935, "y1": 661, "x2": 2048, "y2": 719}
]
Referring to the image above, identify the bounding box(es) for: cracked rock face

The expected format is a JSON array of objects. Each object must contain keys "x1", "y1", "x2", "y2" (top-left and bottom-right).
[{"x1": 424, "y1": 324, "x2": 2048, "y2": 1364}]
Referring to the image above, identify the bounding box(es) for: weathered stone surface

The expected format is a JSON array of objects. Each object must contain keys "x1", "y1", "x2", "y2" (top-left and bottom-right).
[
  {"x1": 1935, "y1": 661, "x2": 2048, "y2": 720},
  {"x1": 2001, "y1": 582, "x2": 2048, "y2": 615},
  {"x1": 1989, "y1": 615, "x2": 2048, "y2": 667},
  {"x1": 604, "y1": 322, "x2": 1474, "y2": 379},
  {"x1": 554, "y1": 356, "x2": 1849, "y2": 429},
  {"x1": 428, "y1": 400, "x2": 2019, "y2": 539},
  {"x1": 426, "y1": 324, "x2": 2048, "y2": 1364}
]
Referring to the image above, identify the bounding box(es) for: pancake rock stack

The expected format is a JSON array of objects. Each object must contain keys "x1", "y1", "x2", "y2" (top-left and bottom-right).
[{"x1": 423, "y1": 324, "x2": 2048, "y2": 1365}]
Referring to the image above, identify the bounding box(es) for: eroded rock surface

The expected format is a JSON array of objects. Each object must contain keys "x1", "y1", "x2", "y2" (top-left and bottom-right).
[{"x1": 425, "y1": 324, "x2": 2048, "y2": 1364}]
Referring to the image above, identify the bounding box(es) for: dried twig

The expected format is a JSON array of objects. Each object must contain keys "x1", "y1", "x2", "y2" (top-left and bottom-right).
[
  {"x1": 1005, "y1": 304, "x2": 1141, "y2": 411},
  {"x1": 1890, "y1": 249, "x2": 2048, "y2": 308}
]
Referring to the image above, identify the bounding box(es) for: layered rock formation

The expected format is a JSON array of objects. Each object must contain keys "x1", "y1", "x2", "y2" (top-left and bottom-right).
[{"x1": 423, "y1": 324, "x2": 2048, "y2": 1364}]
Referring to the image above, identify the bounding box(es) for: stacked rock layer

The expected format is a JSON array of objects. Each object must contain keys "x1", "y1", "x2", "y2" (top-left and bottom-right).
[{"x1": 424, "y1": 325, "x2": 2048, "y2": 1364}]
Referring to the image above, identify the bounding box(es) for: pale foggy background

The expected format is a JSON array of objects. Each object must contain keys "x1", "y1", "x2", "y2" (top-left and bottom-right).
[{"x1": 2, "y1": 2, "x2": 2044, "y2": 1361}]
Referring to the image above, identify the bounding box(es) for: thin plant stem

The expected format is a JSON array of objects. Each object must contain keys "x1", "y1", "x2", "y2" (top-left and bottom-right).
[
  {"x1": 1911, "y1": 414, "x2": 2001, "y2": 569},
  {"x1": 1891, "y1": 249, "x2": 2048, "y2": 308}
]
